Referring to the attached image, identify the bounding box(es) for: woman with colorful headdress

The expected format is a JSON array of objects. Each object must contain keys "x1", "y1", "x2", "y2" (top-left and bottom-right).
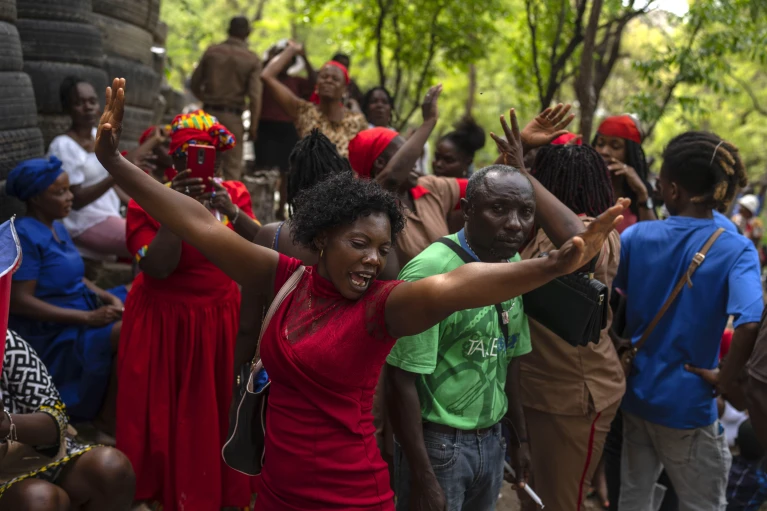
[
  {"x1": 592, "y1": 115, "x2": 656, "y2": 232},
  {"x1": 116, "y1": 110, "x2": 259, "y2": 511},
  {"x1": 261, "y1": 40, "x2": 368, "y2": 159}
]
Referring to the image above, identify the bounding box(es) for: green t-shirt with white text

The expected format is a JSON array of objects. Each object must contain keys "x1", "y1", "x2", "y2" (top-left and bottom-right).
[{"x1": 386, "y1": 233, "x2": 532, "y2": 429}]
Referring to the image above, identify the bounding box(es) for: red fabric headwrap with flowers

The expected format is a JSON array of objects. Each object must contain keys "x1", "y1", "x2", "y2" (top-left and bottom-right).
[
  {"x1": 596, "y1": 115, "x2": 642, "y2": 144},
  {"x1": 348, "y1": 128, "x2": 399, "y2": 178},
  {"x1": 309, "y1": 61, "x2": 351, "y2": 105},
  {"x1": 168, "y1": 110, "x2": 236, "y2": 156}
]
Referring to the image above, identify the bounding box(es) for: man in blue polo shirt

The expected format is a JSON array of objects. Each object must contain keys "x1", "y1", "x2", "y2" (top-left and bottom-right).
[{"x1": 616, "y1": 132, "x2": 763, "y2": 511}]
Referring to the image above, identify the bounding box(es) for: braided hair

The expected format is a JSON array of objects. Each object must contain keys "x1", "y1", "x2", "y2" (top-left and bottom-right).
[
  {"x1": 661, "y1": 131, "x2": 747, "y2": 211},
  {"x1": 532, "y1": 145, "x2": 615, "y2": 217},
  {"x1": 286, "y1": 129, "x2": 353, "y2": 216},
  {"x1": 591, "y1": 134, "x2": 650, "y2": 215}
]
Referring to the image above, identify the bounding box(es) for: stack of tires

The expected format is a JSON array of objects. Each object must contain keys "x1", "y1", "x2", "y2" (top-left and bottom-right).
[
  {"x1": 16, "y1": 0, "x2": 108, "y2": 149},
  {"x1": 0, "y1": 0, "x2": 45, "y2": 222},
  {"x1": 92, "y1": 0, "x2": 161, "y2": 150}
]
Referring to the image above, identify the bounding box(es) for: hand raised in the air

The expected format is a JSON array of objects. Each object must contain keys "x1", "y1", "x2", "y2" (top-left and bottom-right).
[
  {"x1": 547, "y1": 198, "x2": 630, "y2": 276},
  {"x1": 95, "y1": 77, "x2": 126, "y2": 162}
]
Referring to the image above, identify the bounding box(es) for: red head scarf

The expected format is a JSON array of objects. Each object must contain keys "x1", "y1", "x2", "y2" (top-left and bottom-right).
[
  {"x1": 309, "y1": 61, "x2": 351, "y2": 105},
  {"x1": 551, "y1": 132, "x2": 582, "y2": 145},
  {"x1": 596, "y1": 115, "x2": 642, "y2": 144},
  {"x1": 348, "y1": 128, "x2": 399, "y2": 178},
  {"x1": 167, "y1": 110, "x2": 236, "y2": 156}
]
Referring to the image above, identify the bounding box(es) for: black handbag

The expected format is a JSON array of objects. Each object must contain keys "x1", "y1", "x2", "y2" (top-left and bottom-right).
[
  {"x1": 222, "y1": 265, "x2": 305, "y2": 476},
  {"x1": 522, "y1": 254, "x2": 607, "y2": 347}
]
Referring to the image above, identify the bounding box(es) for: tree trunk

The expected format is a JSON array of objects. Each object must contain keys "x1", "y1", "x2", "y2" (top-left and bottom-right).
[
  {"x1": 575, "y1": 0, "x2": 604, "y2": 141},
  {"x1": 465, "y1": 63, "x2": 477, "y2": 117}
]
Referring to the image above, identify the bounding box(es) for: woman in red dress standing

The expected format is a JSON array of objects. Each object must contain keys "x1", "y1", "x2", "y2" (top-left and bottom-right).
[
  {"x1": 116, "y1": 110, "x2": 261, "y2": 511},
  {"x1": 97, "y1": 78, "x2": 626, "y2": 511}
]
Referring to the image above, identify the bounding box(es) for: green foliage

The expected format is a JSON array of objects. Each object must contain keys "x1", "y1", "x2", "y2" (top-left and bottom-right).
[{"x1": 161, "y1": 0, "x2": 767, "y2": 172}]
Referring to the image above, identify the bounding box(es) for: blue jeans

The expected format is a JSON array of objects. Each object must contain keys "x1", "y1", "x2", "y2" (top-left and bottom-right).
[{"x1": 393, "y1": 423, "x2": 505, "y2": 511}]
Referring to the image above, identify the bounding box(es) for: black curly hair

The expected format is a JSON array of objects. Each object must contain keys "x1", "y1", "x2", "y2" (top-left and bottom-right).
[
  {"x1": 532, "y1": 145, "x2": 615, "y2": 217},
  {"x1": 290, "y1": 171, "x2": 405, "y2": 251},
  {"x1": 440, "y1": 116, "x2": 486, "y2": 160},
  {"x1": 287, "y1": 129, "x2": 353, "y2": 216},
  {"x1": 661, "y1": 131, "x2": 747, "y2": 211}
]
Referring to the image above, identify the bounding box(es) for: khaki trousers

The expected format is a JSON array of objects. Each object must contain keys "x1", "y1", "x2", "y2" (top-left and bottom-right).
[
  {"x1": 523, "y1": 399, "x2": 620, "y2": 511},
  {"x1": 208, "y1": 109, "x2": 244, "y2": 182}
]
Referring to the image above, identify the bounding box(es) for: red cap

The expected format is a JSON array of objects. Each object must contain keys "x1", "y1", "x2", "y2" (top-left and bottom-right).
[
  {"x1": 596, "y1": 115, "x2": 642, "y2": 144},
  {"x1": 347, "y1": 128, "x2": 399, "y2": 178}
]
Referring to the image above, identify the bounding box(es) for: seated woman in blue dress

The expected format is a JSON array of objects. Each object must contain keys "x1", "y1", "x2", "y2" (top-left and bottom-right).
[{"x1": 5, "y1": 156, "x2": 127, "y2": 439}]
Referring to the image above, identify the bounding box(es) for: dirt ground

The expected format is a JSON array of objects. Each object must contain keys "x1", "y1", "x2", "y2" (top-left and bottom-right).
[{"x1": 496, "y1": 482, "x2": 600, "y2": 511}]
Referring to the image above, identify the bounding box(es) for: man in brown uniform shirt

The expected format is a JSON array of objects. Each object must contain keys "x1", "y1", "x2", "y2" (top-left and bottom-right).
[{"x1": 191, "y1": 16, "x2": 262, "y2": 181}]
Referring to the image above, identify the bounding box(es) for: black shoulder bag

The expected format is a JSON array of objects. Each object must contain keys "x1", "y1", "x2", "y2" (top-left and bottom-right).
[{"x1": 522, "y1": 253, "x2": 607, "y2": 347}]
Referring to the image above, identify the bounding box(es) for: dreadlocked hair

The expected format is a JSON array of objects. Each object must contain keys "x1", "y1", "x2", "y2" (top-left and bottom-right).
[
  {"x1": 590, "y1": 135, "x2": 650, "y2": 215},
  {"x1": 532, "y1": 145, "x2": 615, "y2": 218},
  {"x1": 661, "y1": 131, "x2": 747, "y2": 211},
  {"x1": 291, "y1": 172, "x2": 405, "y2": 251},
  {"x1": 286, "y1": 129, "x2": 353, "y2": 216}
]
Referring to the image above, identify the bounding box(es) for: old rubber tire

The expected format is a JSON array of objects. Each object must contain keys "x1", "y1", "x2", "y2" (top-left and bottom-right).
[
  {"x1": 121, "y1": 106, "x2": 155, "y2": 147},
  {"x1": 0, "y1": 22, "x2": 22, "y2": 72},
  {"x1": 23, "y1": 61, "x2": 108, "y2": 115},
  {"x1": 17, "y1": 0, "x2": 92, "y2": 24},
  {"x1": 0, "y1": 72, "x2": 38, "y2": 131},
  {"x1": 18, "y1": 20, "x2": 104, "y2": 68},
  {"x1": 92, "y1": 0, "x2": 158, "y2": 31},
  {"x1": 103, "y1": 57, "x2": 160, "y2": 109},
  {"x1": 38, "y1": 114, "x2": 72, "y2": 148},
  {"x1": 0, "y1": 0, "x2": 16, "y2": 23},
  {"x1": 0, "y1": 127, "x2": 45, "y2": 180},
  {"x1": 92, "y1": 14, "x2": 153, "y2": 66},
  {"x1": 0, "y1": 181, "x2": 27, "y2": 222}
]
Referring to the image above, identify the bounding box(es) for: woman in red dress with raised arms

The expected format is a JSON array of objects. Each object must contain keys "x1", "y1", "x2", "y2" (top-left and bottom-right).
[
  {"x1": 97, "y1": 77, "x2": 627, "y2": 510},
  {"x1": 116, "y1": 110, "x2": 261, "y2": 511}
]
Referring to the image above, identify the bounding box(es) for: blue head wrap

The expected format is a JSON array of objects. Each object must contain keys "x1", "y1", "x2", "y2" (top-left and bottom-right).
[{"x1": 5, "y1": 156, "x2": 64, "y2": 201}]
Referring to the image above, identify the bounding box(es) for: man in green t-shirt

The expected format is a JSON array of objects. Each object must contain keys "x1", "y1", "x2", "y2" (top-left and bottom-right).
[
  {"x1": 386, "y1": 154, "x2": 595, "y2": 510},
  {"x1": 386, "y1": 165, "x2": 534, "y2": 511}
]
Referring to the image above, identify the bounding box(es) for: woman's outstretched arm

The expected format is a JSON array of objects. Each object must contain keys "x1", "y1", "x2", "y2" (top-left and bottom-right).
[
  {"x1": 94, "y1": 78, "x2": 279, "y2": 288},
  {"x1": 384, "y1": 199, "x2": 629, "y2": 339}
]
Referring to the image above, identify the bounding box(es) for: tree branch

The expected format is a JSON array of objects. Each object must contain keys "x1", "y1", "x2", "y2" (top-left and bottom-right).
[
  {"x1": 525, "y1": 0, "x2": 545, "y2": 107},
  {"x1": 375, "y1": 0, "x2": 390, "y2": 87},
  {"x1": 397, "y1": 5, "x2": 442, "y2": 129},
  {"x1": 391, "y1": 9, "x2": 404, "y2": 123},
  {"x1": 731, "y1": 75, "x2": 767, "y2": 117}
]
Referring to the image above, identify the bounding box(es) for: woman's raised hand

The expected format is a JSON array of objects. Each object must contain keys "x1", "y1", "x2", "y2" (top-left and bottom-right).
[
  {"x1": 520, "y1": 103, "x2": 575, "y2": 150},
  {"x1": 547, "y1": 198, "x2": 630, "y2": 276},
  {"x1": 490, "y1": 108, "x2": 525, "y2": 171},
  {"x1": 422, "y1": 84, "x2": 442, "y2": 124},
  {"x1": 95, "y1": 77, "x2": 126, "y2": 162}
]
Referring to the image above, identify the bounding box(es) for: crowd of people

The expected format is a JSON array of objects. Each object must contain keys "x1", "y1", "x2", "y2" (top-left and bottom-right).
[{"x1": 1, "y1": 13, "x2": 766, "y2": 511}]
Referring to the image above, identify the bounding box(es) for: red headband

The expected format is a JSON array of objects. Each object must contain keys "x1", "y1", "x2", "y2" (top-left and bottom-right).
[
  {"x1": 597, "y1": 115, "x2": 642, "y2": 144},
  {"x1": 310, "y1": 61, "x2": 351, "y2": 105},
  {"x1": 348, "y1": 128, "x2": 399, "y2": 178},
  {"x1": 551, "y1": 132, "x2": 582, "y2": 145}
]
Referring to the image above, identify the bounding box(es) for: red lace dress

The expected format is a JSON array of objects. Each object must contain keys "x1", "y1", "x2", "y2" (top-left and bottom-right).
[
  {"x1": 117, "y1": 181, "x2": 256, "y2": 511},
  {"x1": 255, "y1": 255, "x2": 403, "y2": 510}
]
